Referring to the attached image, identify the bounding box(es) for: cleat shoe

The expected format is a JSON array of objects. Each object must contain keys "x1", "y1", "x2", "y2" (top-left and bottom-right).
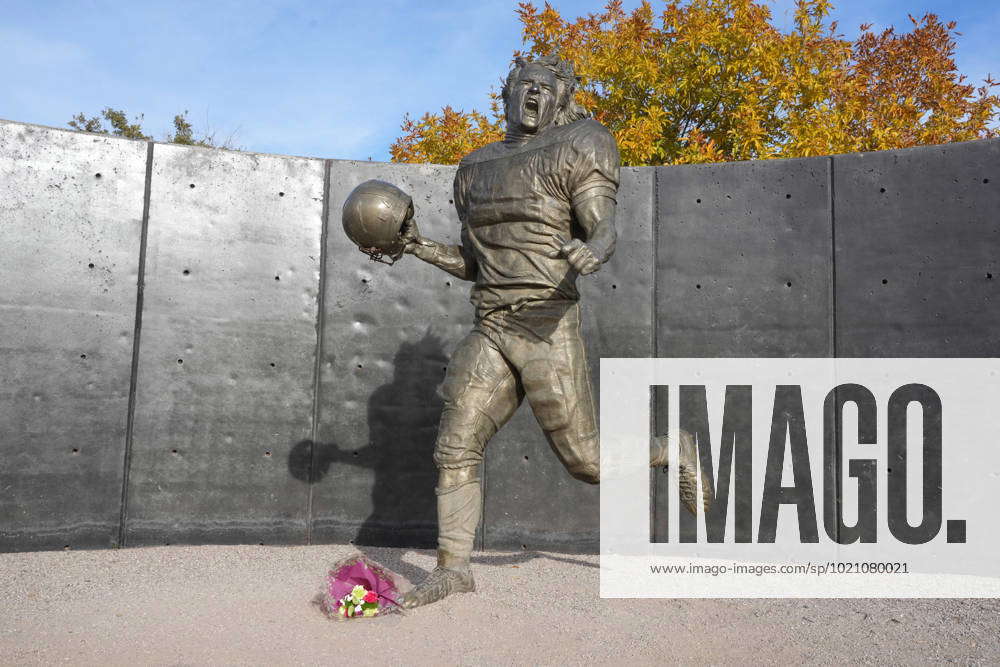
[
  {"x1": 650, "y1": 435, "x2": 669, "y2": 468},
  {"x1": 651, "y1": 431, "x2": 714, "y2": 516},
  {"x1": 400, "y1": 566, "x2": 476, "y2": 609},
  {"x1": 678, "y1": 429, "x2": 713, "y2": 516}
]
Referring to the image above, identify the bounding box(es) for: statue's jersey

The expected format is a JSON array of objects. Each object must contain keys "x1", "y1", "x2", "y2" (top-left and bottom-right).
[{"x1": 453, "y1": 118, "x2": 620, "y2": 313}]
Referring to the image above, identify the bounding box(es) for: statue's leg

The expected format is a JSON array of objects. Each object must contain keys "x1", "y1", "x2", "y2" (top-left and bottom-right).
[
  {"x1": 401, "y1": 331, "x2": 521, "y2": 609},
  {"x1": 513, "y1": 302, "x2": 712, "y2": 514},
  {"x1": 514, "y1": 303, "x2": 600, "y2": 483},
  {"x1": 435, "y1": 467, "x2": 481, "y2": 572}
]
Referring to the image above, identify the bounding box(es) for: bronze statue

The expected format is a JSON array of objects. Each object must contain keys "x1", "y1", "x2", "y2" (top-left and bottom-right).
[{"x1": 343, "y1": 54, "x2": 707, "y2": 609}]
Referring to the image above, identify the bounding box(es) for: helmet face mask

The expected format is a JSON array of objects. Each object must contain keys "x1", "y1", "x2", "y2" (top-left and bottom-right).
[{"x1": 342, "y1": 180, "x2": 413, "y2": 264}]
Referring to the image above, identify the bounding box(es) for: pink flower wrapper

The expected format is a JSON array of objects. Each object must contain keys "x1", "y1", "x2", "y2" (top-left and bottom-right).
[{"x1": 322, "y1": 554, "x2": 401, "y2": 618}]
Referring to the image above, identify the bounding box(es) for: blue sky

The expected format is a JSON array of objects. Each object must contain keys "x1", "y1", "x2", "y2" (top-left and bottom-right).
[{"x1": 2, "y1": 0, "x2": 997, "y2": 161}]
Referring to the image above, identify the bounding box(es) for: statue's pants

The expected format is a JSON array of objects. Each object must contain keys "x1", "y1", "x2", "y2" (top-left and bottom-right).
[{"x1": 432, "y1": 300, "x2": 599, "y2": 568}]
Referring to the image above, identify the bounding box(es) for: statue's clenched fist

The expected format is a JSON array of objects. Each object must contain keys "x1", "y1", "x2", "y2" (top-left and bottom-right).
[{"x1": 548, "y1": 235, "x2": 601, "y2": 275}]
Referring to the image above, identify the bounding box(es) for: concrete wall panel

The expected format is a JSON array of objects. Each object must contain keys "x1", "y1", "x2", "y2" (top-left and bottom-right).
[
  {"x1": 313, "y1": 161, "x2": 472, "y2": 547},
  {"x1": 3, "y1": 119, "x2": 996, "y2": 554},
  {"x1": 482, "y1": 167, "x2": 654, "y2": 552},
  {"x1": 653, "y1": 157, "x2": 833, "y2": 541},
  {"x1": 0, "y1": 121, "x2": 146, "y2": 550},
  {"x1": 656, "y1": 157, "x2": 833, "y2": 357},
  {"x1": 834, "y1": 140, "x2": 1000, "y2": 356},
  {"x1": 125, "y1": 144, "x2": 324, "y2": 545}
]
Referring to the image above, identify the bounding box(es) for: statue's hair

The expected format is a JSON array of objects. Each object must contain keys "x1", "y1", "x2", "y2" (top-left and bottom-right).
[{"x1": 501, "y1": 54, "x2": 590, "y2": 127}]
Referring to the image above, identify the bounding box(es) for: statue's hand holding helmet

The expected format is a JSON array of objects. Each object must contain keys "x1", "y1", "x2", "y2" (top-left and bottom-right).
[{"x1": 400, "y1": 215, "x2": 431, "y2": 255}]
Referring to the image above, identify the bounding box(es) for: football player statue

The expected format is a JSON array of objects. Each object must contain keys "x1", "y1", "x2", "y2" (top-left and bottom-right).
[{"x1": 343, "y1": 54, "x2": 706, "y2": 609}]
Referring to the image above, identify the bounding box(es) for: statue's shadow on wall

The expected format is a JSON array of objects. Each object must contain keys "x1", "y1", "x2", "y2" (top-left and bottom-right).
[
  {"x1": 288, "y1": 330, "x2": 596, "y2": 584},
  {"x1": 287, "y1": 332, "x2": 443, "y2": 576}
]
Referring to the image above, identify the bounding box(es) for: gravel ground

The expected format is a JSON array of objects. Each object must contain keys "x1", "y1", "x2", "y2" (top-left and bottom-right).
[{"x1": 2, "y1": 543, "x2": 999, "y2": 665}]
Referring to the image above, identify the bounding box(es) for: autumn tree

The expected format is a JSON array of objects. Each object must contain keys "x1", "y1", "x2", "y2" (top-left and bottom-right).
[
  {"x1": 392, "y1": 102, "x2": 505, "y2": 165},
  {"x1": 390, "y1": 0, "x2": 999, "y2": 166}
]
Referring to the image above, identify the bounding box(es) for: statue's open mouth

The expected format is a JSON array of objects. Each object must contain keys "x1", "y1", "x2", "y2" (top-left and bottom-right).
[{"x1": 525, "y1": 98, "x2": 539, "y2": 114}]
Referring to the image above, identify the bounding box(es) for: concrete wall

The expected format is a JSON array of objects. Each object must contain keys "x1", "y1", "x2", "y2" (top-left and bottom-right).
[{"x1": 1, "y1": 119, "x2": 997, "y2": 552}]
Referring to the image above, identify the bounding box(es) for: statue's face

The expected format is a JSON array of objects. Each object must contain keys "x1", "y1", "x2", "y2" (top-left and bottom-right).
[{"x1": 507, "y1": 63, "x2": 561, "y2": 134}]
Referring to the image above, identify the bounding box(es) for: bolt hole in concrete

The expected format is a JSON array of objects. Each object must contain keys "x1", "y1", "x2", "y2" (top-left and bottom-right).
[
  {"x1": 274, "y1": 275, "x2": 280, "y2": 281},
  {"x1": 352, "y1": 451, "x2": 359, "y2": 457},
  {"x1": 523, "y1": 455, "x2": 529, "y2": 461},
  {"x1": 988, "y1": 273, "x2": 994, "y2": 280},
  {"x1": 786, "y1": 193, "x2": 791, "y2": 199},
  {"x1": 189, "y1": 183, "x2": 195, "y2": 189},
  {"x1": 269, "y1": 362, "x2": 276, "y2": 368},
  {"x1": 446, "y1": 281, "x2": 452, "y2": 287},
  {"x1": 612, "y1": 284, "x2": 617, "y2": 289},
  {"x1": 880, "y1": 187, "x2": 886, "y2": 193},
  {"x1": 80, "y1": 354, "x2": 86, "y2": 359},
  {"x1": 88, "y1": 263, "x2": 95, "y2": 269},
  {"x1": 171, "y1": 449, "x2": 178, "y2": 455},
  {"x1": 177, "y1": 358, "x2": 183, "y2": 365},
  {"x1": 265, "y1": 451, "x2": 272, "y2": 457},
  {"x1": 94, "y1": 172, "x2": 101, "y2": 179},
  {"x1": 521, "y1": 544, "x2": 527, "y2": 549},
  {"x1": 63, "y1": 545, "x2": 70, "y2": 550},
  {"x1": 361, "y1": 278, "x2": 368, "y2": 284},
  {"x1": 71, "y1": 448, "x2": 79, "y2": 454},
  {"x1": 696, "y1": 198, "x2": 702, "y2": 203},
  {"x1": 786, "y1": 281, "x2": 792, "y2": 287},
  {"x1": 357, "y1": 364, "x2": 363, "y2": 369},
  {"x1": 882, "y1": 278, "x2": 888, "y2": 284},
  {"x1": 183, "y1": 269, "x2": 190, "y2": 275},
  {"x1": 278, "y1": 192, "x2": 285, "y2": 197},
  {"x1": 985, "y1": 179, "x2": 991, "y2": 184},
  {"x1": 696, "y1": 284, "x2": 701, "y2": 289}
]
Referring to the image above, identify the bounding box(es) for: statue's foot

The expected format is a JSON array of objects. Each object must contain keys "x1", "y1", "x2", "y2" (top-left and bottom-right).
[
  {"x1": 650, "y1": 435, "x2": 669, "y2": 468},
  {"x1": 400, "y1": 566, "x2": 475, "y2": 609},
  {"x1": 651, "y1": 432, "x2": 713, "y2": 516},
  {"x1": 678, "y1": 430, "x2": 712, "y2": 516}
]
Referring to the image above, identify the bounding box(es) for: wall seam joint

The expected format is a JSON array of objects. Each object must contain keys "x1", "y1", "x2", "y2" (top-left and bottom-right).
[
  {"x1": 828, "y1": 155, "x2": 843, "y2": 545},
  {"x1": 117, "y1": 140, "x2": 154, "y2": 548},
  {"x1": 829, "y1": 155, "x2": 838, "y2": 359},
  {"x1": 651, "y1": 166, "x2": 661, "y2": 542},
  {"x1": 306, "y1": 159, "x2": 333, "y2": 546}
]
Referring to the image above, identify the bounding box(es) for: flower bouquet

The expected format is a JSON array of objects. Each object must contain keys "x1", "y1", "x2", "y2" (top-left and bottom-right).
[{"x1": 321, "y1": 554, "x2": 401, "y2": 619}]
